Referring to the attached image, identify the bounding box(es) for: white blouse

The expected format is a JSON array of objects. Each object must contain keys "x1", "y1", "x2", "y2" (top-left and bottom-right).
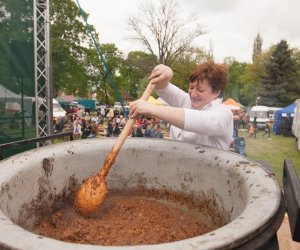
[{"x1": 156, "y1": 83, "x2": 233, "y2": 150}]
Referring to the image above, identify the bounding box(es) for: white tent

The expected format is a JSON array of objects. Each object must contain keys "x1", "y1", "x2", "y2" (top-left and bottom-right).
[
  {"x1": 0, "y1": 84, "x2": 34, "y2": 126},
  {"x1": 0, "y1": 84, "x2": 21, "y2": 99}
]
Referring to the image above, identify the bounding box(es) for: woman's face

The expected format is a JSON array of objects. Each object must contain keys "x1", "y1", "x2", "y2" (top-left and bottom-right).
[{"x1": 188, "y1": 79, "x2": 218, "y2": 109}]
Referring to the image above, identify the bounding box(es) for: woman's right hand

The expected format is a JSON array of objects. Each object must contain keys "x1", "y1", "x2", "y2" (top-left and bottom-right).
[
  {"x1": 148, "y1": 64, "x2": 173, "y2": 89},
  {"x1": 129, "y1": 99, "x2": 154, "y2": 119}
]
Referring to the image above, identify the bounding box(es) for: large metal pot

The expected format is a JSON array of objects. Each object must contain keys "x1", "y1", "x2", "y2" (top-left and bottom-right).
[{"x1": 0, "y1": 138, "x2": 284, "y2": 249}]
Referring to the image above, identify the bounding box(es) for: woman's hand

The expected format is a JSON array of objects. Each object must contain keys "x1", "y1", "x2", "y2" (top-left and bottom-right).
[
  {"x1": 129, "y1": 100, "x2": 154, "y2": 119},
  {"x1": 149, "y1": 64, "x2": 173, "y2": 89}
]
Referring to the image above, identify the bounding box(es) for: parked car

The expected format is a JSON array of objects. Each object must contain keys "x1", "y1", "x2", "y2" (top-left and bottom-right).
[{"x1": 53, "y1": 99, "x2": 66, "y2": 120}]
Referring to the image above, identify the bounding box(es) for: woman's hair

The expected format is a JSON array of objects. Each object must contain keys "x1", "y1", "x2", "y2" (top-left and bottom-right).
[{"x1": 189, "y1": 60, "x2": 228, "y2": 97}]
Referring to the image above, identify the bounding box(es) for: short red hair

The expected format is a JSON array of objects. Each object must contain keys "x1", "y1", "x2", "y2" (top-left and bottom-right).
[{"x1": 189, "y1": 60, "x2": 228, "y2": 97}]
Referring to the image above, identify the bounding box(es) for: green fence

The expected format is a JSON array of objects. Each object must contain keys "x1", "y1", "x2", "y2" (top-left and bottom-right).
[{"x1": 0, "y1": 0, "x2": 36, "y2": 158}]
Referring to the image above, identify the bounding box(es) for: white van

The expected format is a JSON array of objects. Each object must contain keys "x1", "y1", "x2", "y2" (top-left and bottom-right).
[
  {"x1": 249, "y1": 106, "x2": 270, "y2": 128},
  {"x1": 53, "y1": 99, "x2": 66, "y2": 120},
  {"x1": 268, "y1": 107, "x2": 281, "y2": 121}
]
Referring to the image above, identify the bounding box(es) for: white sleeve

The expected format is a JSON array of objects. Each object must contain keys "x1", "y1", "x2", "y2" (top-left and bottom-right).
[
  {"x1": 184, "y1": 108, "x2": 233, "y2": 136},
  {"x1": 155, "y1": 83, "x2": 190, "y2": 108}
]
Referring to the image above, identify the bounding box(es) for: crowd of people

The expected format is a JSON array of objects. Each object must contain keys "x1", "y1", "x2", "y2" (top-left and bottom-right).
[{"x1": 53, "y1": 107, "x2": 166, "y2": 140}]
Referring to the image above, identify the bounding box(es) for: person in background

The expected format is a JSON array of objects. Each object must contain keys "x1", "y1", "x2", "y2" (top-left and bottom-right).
[
  {"x1": 282, "y1": 116, "x2": 292, "y2": 136},
  {"x1": 253, "y1": 116, "x2": 258, "y2": 138},
  {"x1": 62, "y1": 118, "x2": 73, "y2": 140},
  {"x1": 88, "y1": 121, "x2": 99, "y2": 139},
  {"x1": 151, "y1": 124, "x2": 164, "y2": 138},
  {"x1": 144, "y1": 123, "x2": 153, "y2": 138},
  {"x1": 119, "y1": 115, "x2": 126, "y2": 130},
  {"x1": 73, "y1": 119, "x2": 82, "y2": 140},
  {"x1": 240, "y1": 110, "x2": 248, "y2": 129},
  {"x1": 248, "y1": 123, "x2": 254, "y2": 138},
  {"x1": 81, "y1": 120, "x2": 91, "y2": 139},
  {"x1": 91, "y1": 113, "x2": 99, "y2": 125},
  {"x1": 131, "y1": 123, "x2": 143, "y2": 137},
  {"x1": 262, "y1": 121, "x2": 271, "y2": 139},
  {"x1": 129, "y1": 61, "x2": 233, "y2": 150},
  {"x1": 106, "y1": 119, "x2": 113, "y2": 137},
  {"x1": 73, "y1": 105, "x2": 78, "y2": 114},
  {"x1": 112, "y1": 120, "x2": 121, "y2": 137}
]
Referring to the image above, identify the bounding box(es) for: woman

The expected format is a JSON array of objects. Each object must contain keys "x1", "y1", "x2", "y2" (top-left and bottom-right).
[{"x1": 129, "y1": 61, "x2": 233, "y2": 150}]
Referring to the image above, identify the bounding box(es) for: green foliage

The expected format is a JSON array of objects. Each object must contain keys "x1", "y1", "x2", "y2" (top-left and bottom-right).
[
  {"x1": 51, "y1": 0, "x2": 127, "y2": 104},
  {"x1": 50, "y1": 0, "x2": 91, "y2": 96},
  {"x1": 238, "y1": 47, "x2": 274, "y2": 106},
  {"x1": 224, "y1": 60, "x2": 247, "y2": 103},
  {"x1": 171, "y1": 47, "x2": 209, "y2": 92},
  {"x1": 120, "y1": 51, "x2": 156, "y2": 99},
  {"x1": 84, "y1": 43, "x2": 124, "y2": 104},
  {"x1": 259, "y1": 40, "x2": 299, "y2": 107}
]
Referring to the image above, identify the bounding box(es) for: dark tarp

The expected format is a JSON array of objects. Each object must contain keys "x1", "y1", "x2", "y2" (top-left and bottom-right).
[{"x1": 273, "y1": 103, "x2": 295, "y2": 135}]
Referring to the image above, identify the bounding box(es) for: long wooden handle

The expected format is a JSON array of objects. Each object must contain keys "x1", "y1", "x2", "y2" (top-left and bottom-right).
[{"x1": 99, "y1": 82, "x2": 155, "y2": 177}]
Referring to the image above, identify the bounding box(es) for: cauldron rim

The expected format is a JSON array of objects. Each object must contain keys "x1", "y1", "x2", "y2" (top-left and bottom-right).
[{"x1": 0, "y1": 138, "x2": 283, "y2": 250}]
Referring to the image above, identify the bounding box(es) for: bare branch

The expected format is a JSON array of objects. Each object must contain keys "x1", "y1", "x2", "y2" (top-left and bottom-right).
[{"x1": 127, "y1": 0, "x2": 206, "y2": 66}]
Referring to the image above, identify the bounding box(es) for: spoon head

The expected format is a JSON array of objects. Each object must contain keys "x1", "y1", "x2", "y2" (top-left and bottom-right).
[{"x1": 74, "y1": 175, "x2": 108, "y2": 216}]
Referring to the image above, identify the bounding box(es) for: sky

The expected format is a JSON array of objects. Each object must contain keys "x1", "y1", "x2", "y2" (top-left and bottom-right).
[{"x1": 77, "y1": 0, "x2": 300, "y2": 63}]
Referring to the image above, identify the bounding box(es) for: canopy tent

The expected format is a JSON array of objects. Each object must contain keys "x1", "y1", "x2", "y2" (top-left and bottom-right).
[
  {"x1": 147, "y1": 96, "x2": 164, "y2": 105},
  {"x1": 223, "y1": 98, "x2": 242, "y2": 110},
  {"x1": 223, "y1": 98, "x2": 242, "y2": 107},
  {"x1": 56, "y1": 95, "x2": 76, "y2": 103},
  {"x1": 156, "y1": 97, "x2": 168, "y2": 106},
  {"x1": 273, "y1": 103, "x2": 295, "y2": 135},
  {"x1": 224, "y1": 104, "x2": 240, "y2": 111}
]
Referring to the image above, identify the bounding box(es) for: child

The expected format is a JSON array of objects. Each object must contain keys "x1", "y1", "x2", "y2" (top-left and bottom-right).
[{"x1": 248, "y1": 123, "x2": 254, "y2": 138}]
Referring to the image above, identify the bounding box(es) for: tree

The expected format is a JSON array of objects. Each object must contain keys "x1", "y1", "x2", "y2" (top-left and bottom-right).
[
  {"x1": 171, "y1": 47, "x2": 209, "y2": 92},
  {"x1": 50, "y1": 0, "x2": 92, "y2": 96},
  {"x1": 127, "y1": 0, "x2": 205, "y2": 66},
  {"x1": 252, "y1": 33, "x2": 263, "y2": 62},
  {"x1": 239, "y1": 49, "x2": 272, "y2": 106},
  {"x1": 224, "y1": 60, "x2": 247, "y2": 103},
  {"x1": 85, "y1": 43, "x2": 124, "y2": 105},
  {"x1": 259, "y1": 40, "x2": 299, "y2": 107},
  {"x1": 51, "y1": 0, "x2": 128, "y2": 103},
  {"x1": 120, "y1": 51, "x2": 156, "y2": 99}
]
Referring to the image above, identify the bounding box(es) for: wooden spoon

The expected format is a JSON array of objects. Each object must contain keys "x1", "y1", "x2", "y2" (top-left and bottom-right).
[{"x1": 74, "y1": 82, "x2": 155, "y2": 216}]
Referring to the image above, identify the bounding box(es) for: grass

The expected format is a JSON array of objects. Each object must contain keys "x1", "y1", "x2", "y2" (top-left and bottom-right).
[{"x1": 239, "y1": 129, "x2": 300, "y2": 186}]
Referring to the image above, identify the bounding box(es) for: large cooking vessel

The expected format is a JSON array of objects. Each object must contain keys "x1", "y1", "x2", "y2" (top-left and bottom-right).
[{"x1": 0, "y1": 138, "x2": 284, "y2": 249}]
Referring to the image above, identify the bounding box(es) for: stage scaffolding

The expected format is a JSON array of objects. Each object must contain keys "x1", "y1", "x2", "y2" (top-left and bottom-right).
[{"x1": 33, "y1": 0, "x2": 52, "y2": 146}]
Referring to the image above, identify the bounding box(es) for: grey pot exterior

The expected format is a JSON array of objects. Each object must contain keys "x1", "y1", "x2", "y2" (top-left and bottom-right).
[{"x1": 0, "y1": 138, "x2": 284, "y2": 250}]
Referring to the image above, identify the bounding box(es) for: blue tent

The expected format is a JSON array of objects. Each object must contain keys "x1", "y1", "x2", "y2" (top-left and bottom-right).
[{"x1": 273, "y1": 103, "x2": 295, "y2": 135}]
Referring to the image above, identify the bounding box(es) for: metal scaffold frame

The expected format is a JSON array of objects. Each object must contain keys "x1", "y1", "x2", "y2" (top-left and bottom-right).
[{"x1": 33, "y1": 0, "x2": 52, "y2": 146}]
